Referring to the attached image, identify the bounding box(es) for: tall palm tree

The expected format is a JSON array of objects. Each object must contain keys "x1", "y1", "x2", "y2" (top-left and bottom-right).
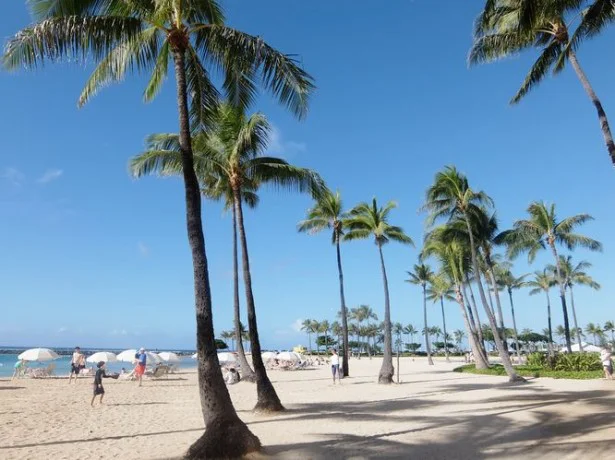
[
  {"x1": 301, "y1": 319, "x2": 316, "y2": 354},
  {"x1": 221, "y1": 329, "x2": 235, "y2": 351},
  {"x1": 311, "y1": 320, "x2": 322, "y2": 355},
  {"x1": 585, "y1": 323, "x2": 603, "y2": 346},
  {"x1": 551, "y1": 255, "x2": 601, "y2": 352},
  {"x1": 393, "y1": 322, "x2": 404, "y2": 383},
  {"x1": 604, "y1": 321, "x2": 615, "y2": 346},
  {"x1": 453, "y1": 329, "x2": 466, "y2": 352},
  {"x1": 345, "y1": 199, "x2": 414, "y2": 384},
  {"x1": 404, "y1": 324, "x2": 418, "y2": 349},
  {"x1": 131, "y1": 105, "x2": 322, "y2": 411},
  {"x1": 499, "y1": 201, "x2": 602, "y2": 352},
  {"x1": 298, "y1": 188, "x2": 350, "y2": 377},
  {"x1": 331, "y1": 321, "x2": 343, "y2": 349},
  {"x1": 4, "y1": 2, "x2": 314, "y2": 454},
  {"x1": 320, "y1": 320, "x2": 331, "y2": 350},
  {"x1": 496, "y1": 268, "x2": 528, "y2": 362},
  {"x1": 527, "y1": 269, "x2": 556, "y2": 353},
  {"x1": 407, "y1": 263, "x2": 435, "y2": 365},
  {"x1": 555, "y1": 325, "x2": 567, "y2": 345},
  {"x1": 423, "y1": 166, "x2": 520, "y2": 381},
  {"x1": 470, "y1": 0, "x2": 615, "y2": 167},
  {"x1": 426, "y1": 274, "x2": 455, "y2": 362}
]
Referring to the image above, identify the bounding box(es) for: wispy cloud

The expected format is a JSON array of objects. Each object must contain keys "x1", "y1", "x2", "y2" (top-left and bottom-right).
[
  {"x1": 57, "y1": 326, "x2": 68, "y2": 334},
  {"x1": 137, "y1": 241, "x2": 149, "y2": 257},
  {"x1": 110, "y1": 329, "x2": 128, "y2": 336},
  {"x1": 37, "y1": 168, "x2": 63, "y2": 184},
  {"x1": 1, "y1": 167, "x2": 25, "y2": 186},
  {"x1": 291, "y1": 319, "x2": 304, "y2": 332},
  {"x1": 268, "y1": 125, "x2": 307, "y2": 158}
]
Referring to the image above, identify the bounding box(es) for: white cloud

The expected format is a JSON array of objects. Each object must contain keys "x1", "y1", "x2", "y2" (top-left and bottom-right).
[
  {"x1": 37, "y1": 168, "x2": 63, "y2": 184},
  {"x1": 110, "y1": 329, "x2": 128, "y2": 336},
  {"x1": 268, "y1": 125, "x2": 306, "y2": 158},
  {"x1": 57, "y1": 326, "x2": 68, "y2": 334},
  {"x1": 1, "y1": 167, "x2": 25, "y2": 186},
  {"x1": 137, "y1": 241, "x2": 149, "y2": 256},
  {"x1": 291, "y1": 319, "x2": 304, "y2": 332}
]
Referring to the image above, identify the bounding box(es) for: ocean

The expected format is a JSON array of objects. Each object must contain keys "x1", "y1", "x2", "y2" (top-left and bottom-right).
[{"x1": 0, "y1": 349, "x2": 197, "y2": 378}]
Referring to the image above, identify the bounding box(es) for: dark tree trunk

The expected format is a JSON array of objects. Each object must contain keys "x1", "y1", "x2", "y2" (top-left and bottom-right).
[
  {"x1": 423, "y1": 285, "x2": 434, "y2": 365},
  {"x1": 335, "y1": 237, "x2": 350, "y2": 377},
  {"x1": 464, "y1": 276, "x2": 485, "y2": 348},
  {"x1": 377, "y1": 243, "x2": 394, "y2": 384},
  {"x1": 455, "y1": 285, "x2": 489, "y2": 369},
  {"x1": 545, "y1": 290, "x2": 554, "y2": 357},
  {"x1": 169, "y1": 50, "x2": 259, "y2": 458},
  {"x1": 233, "y1": 186, "x2": 284, "y2": 412},
  {"x1": 232, "y1": 205, "x2": 255, "y2": 382},
  {"x1": 568, "y1": 50, "x2": 615, "y2": 168},
  {"x1": 550, "y1": 243, "x2": 572, "y2": 353},
  {"x1": 568, "y1": 285, "x2": 584, "y2": 352},
  {"x1": 440, "y1": 296, "x2": 450, "y2": 362},
  {"x1": 463, "y1": 214, "x2": 522, "y2": 382},
  {"x1": 507, "y1": 289, "x2": 521, "y2": 362},
  {"x1": 486, "y1": 266, "x2": 507, "y2": 352}
]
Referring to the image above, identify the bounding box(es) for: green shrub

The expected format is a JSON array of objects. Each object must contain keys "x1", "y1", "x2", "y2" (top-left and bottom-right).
[
  {"x1": 453, "y1": 363, "x2": 602, "y2": 380},
  {"x1": 554, "y1": 352, "x2": 601, "y2": 372},
  {"x1": 527, "y1": 352, "x2": 547, "y2": 368}
]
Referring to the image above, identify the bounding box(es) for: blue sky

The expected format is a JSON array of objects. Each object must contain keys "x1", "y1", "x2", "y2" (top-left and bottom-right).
[{"x1": 1, "y1": 1, "x2": 614, "y2": 351}]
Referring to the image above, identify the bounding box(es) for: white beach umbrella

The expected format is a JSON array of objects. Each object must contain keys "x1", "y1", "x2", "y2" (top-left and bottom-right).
[
  {"x1": 191, "y1": 352, "x2": 198, "y2": 359},
  {"x1": 276, "y1": 352, "x2": 300, "y2": 362},
  {"x1": 18, "y1": 348, "x2": 60, "y2": 362},
  {"x1": 158, "y1": 352, "x2": 181, "y2": 363},
  {"x1": 86, "y1": 351, "x2": 117, "y2": 363},
  {"x1": 262, "y1": 351, "x2": 276, "y2": 362},
  {"x1": 217, "y1": 352, "x2": 237, "y2": 364},
  {"x1": 117, "y1": 349, "x2": 161, "y2": 364}
]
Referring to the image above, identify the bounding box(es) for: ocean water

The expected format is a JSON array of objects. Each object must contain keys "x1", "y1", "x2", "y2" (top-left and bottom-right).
[{"x1": 0, "y1": 352, "x2": 197, "y2": 378}]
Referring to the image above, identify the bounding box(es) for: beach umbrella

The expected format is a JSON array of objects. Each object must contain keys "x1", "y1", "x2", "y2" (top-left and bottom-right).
[
  {"x1": 86, "y1": 351, "x2": 117, "y2": 363},
  {"x1": 262, "y1": 351, "x2": 276, "y2": 362},
  {"x1": 18, "y1": 348, "x2": 60, "y2": 362},
  {"x1": 276, "y1": 352, "x2": 301, "y2": 362},
  {"x1": 117, "y1": 349, "x2": 162, "y2": 364},
  {"x1": 191, "y1": 352, "x2": 198, "y2": 359},
  {"x1": 158, "y1": 352, "x2": 181, "y2": 363},
  {"x1": 217, "y1": 352, "x2": 237, "y2": 364}
]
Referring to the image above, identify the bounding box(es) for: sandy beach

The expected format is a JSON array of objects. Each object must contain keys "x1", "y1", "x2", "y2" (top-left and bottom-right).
[{"x1": 1, "y1": 357, "x2": 614, "y2": 459}]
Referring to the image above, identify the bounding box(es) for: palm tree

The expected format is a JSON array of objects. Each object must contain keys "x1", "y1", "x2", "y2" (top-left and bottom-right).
[
  {"x1": 311, "y1": 320, "x2": 322, "y2": 355},
  {"x1": 470, "y1": 0, "x2": 615, "y2": 167},
  {"x1": 404, "y1": 324, "x2": 418, "y2": 349},
  {"x1": 301, "y1": 319, "x2": 316, "y2": 354},
  {"x1": 453, "y1": 329, "x2": 466, "y2": 352},
  {"x1": 393, "y1": 322, "x2": 404, "y2": 383},
  {"x1": 298, "y1": 188, "x2": 350, "y2": 376},
  {"x1": 320, "y1": 320, "x2": 331, "y2": 350},
  {"x1": 331, "y1": 321, "x2": 343, "y2": 349},
  {"x1": 555, "y1": 325, "x2": 567, "y2": 345},
  {"x1": 407, "y1": 263, "x2": 435, "y2": 365},
  {"x1": 496, "y1": 268, "x2": 528, "y2": 362},
  {"x1": 552, "y1": 256, "x2": 601, "y2": 351},
  {"x1": 221, "y1": 330, "x2": 235, "y2": 351},
  {"x1": 345, "y1": 199, "x2": 414, "y2": 384},
  {"x1": 585, "y1": 323, "x2": 603, "y2": 346},
  {"x1": 427, "y1": 273, "x2": 456, "y2": 362},
  {"x1": 4, "y1": 2, "x2": 314, "y2": 454},
  {"x1": 498, "y1": 201, "x2": 602, "y2": 353},
  {"x1": 527, "y1": 269, "x2": 556, "y2": 353},
  {"x1": 604, "y1": 321, "x2": 615, "y2": 346},
  {"x1": 423, "y1": 166, "x2": 520, "y2": 381}
]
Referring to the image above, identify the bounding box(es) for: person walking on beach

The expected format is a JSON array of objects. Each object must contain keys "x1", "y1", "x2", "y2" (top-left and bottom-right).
[
  {"x1": 69, "y1": 346, "x2": 85, "y2": 384},
  {"x1": 11, "y1": 359, "x2": 26, "y2": 380},
  {"x1": 600, "y1": 348, "x2": 613, "y2": 380},
  {"x1": 91, "y1": 361, "x2": 107, "y2": 407},
  {"x1": 134, "y1": 347, "x2": 147, "y2": 387},
  {"x1": 331, "y1": 349, "x2": 341, "y2": 384}
]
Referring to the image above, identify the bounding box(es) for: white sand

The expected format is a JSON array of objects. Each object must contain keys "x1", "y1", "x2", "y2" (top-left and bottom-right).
[{"x1": 1, "y1": 357, "x2": 614, "y2": 459}]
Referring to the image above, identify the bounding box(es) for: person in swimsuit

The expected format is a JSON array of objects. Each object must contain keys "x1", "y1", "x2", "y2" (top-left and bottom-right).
[
  {"x1": 134, "y1": 347, "x2": 147, "y2": 387},
  {"x1": 69, "y1": 346, "x2": 85, "y2": 384},
  {"x1": 91, "y1": 361, "x2": 107, "y2": 407},
  {"x1": 330, "y1": 349, "x2": 341, "y2": 384}
]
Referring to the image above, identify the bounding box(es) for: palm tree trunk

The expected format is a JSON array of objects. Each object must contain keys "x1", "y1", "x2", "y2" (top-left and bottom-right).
[
  {"x1": 335, "y1": 238, "x2": 350, "y2": 377},
  {"x1": 171, "y1": 50, "x2": 259, "y2": 458},
  {"x1": 568, "y1": 285, "x2": 584, "y2": 352},
  {"x1": 545, "y1": 290, "x2": 554, "y2": 357},
  {"x1": 507, "y1": 288, "x2": 521, "y2": 362},
  {"x1": 455, "y1": 285, "x2": 489, "y2": 369},
  {"x1": 486, "y1": 266, "x2": 507, "y2": 347},
  {"x1": 377, "y1": 243, "x2": 394, "y2": 384},
  {"x1": 423, "y1": 285, "x2": 434, "y2": 365},
  {"x1": 233, "y1": 187, "x2": 284, "y2": 412},
  {"x1": 485, "y1": 278, "x2": 497, "y2": 321},
  {"x1": 568, "y1": 50, "x2": 615, "y2": 167},
  {"x1": 232, "y1": 206, "x2": 256, "y2": 382},
  {"x1": 463, "y1": 276, "x2": 487, "y2": 356},
  {"x1": 463, "y1": 214, "x2": 521, "y2": 381},
  {"x1": 550, "y1": 243, "x2": 573, "y2": 353},
  {"x1": 440, "y1": 296, "x2": 450, "y2": 362}
]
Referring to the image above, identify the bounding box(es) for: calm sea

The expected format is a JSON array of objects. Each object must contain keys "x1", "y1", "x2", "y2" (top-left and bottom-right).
[{"x1": 0, "y1": 349, "x2": 197, "y2": 378}]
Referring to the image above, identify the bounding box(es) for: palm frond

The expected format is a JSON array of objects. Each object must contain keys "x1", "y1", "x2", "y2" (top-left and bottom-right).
[
  {"x1": 185, "y1": 45, "x2": 219, "y2": 129},
  {"x1": 143, "y1": 39, "x2": 169, "y2": 101},
  {"x1": 511, "y1": 39, "x2": 563, "y2": 104}
]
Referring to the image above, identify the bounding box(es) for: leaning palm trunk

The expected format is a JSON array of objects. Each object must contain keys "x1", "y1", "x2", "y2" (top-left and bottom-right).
[
  {"x1": 568, "y1": 285, "x2": 584, "y2": 352},
  {"x1": 439, "y1": 296, "x2": 450, "y2": 362},
  {"x1": 463, "y1": 276, "x2": 487, "y2": 355},
  {"x1": 486, "y1": 267, "x2": 506, "y2": 340},
  {"x1": 568, "y1": 50, "x2": 615, "y2": 168},
  {"x1": 550, "y1": 243, "x2": 573, "y2": 353},
  {"x1": 233, "y1": 187, "x2": 284, "y2": 412},
  {"x1": 423, "y1": 286, "x2": 434, "y2": 365},
  {"x1": 463, "y1": 215, "x2": 522, "y2": 381},
  {"x1": 232, "y1": 206, "x2": 255, "y2": 382},
  {"x1": 454, "y1": 286, "x2": 489, "y2": 369},
  {"x1": 507, "y1": 289, "x2": 521, "y2": 362},
  {"x1": 545, "y1": 290, "x2": 554, "y2": 357},
  {"x1": 335, "y1": 237, "x2": 350, "y2": 377},
  {"x1": 377, "y1": 243, "x2": 395, "y2": 384},
  {"x1": 169, "y1": 51, "x2": 259, "y2": 458}
]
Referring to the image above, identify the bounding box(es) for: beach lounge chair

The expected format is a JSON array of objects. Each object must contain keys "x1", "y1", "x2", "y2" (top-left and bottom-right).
[
  {"x1": 30, "y1": 363, "x2": 56, "y2": 378},
  {"x1": 147, "y1": 364, "x2": 170, "y2": 379}
]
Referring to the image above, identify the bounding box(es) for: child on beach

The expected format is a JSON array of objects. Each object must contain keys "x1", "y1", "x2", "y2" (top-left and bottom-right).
[
  {"x1": 330, "y1": 349, "x2": 341, "y2": 384},
  {"x1": 91, "y1": 361, "x2": 107, "y2": 407},
  {"x1": 134, "y1": 347, "x2": 147, "y2": 387}
]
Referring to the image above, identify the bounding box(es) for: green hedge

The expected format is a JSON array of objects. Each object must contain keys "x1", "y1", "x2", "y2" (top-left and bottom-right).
[{"x1": 453, "y1": 364, "x2": 603, "y2": 380}]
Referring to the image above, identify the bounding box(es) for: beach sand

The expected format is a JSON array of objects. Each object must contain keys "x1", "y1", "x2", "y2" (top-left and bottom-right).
[{"x1": 1, "y1": 357, "x2": 614, "y2": 459}]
